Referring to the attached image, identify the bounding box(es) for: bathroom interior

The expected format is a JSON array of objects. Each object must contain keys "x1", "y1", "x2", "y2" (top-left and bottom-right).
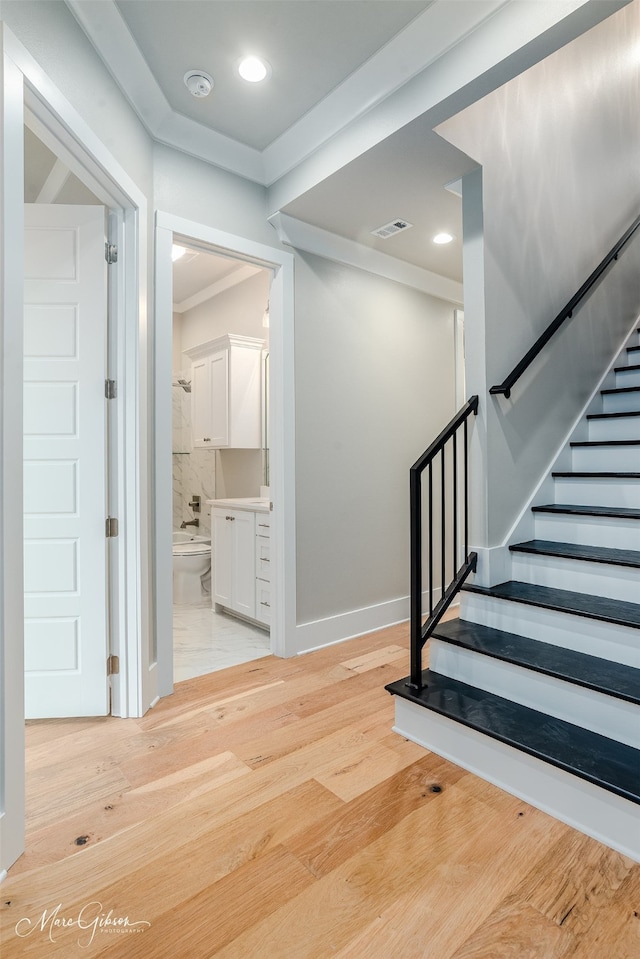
[{"x1": 172, "y1": 240, "x2": 272, "y2": 682}]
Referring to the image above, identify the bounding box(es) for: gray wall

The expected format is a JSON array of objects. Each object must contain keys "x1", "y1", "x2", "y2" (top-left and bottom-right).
[
  {"x1": 294, "y1": 252, "x2": 456, "y2": 623},
  {"x1": 438, "y1": 0, "x2": 640, "y2": 548}
]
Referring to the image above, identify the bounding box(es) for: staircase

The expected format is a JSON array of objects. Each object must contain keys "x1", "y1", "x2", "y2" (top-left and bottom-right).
[{"x1": 387, "y1": 327, "x2": 640, "y2": 859}]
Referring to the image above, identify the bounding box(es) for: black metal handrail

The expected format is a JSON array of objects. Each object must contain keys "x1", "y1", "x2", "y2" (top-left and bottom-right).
[
  {"x1": 408, "y1": 395, "x2": 479, "y2": 690},
  {"x1": 490, "y1": 213, "x2": 640, "y2": 398}
]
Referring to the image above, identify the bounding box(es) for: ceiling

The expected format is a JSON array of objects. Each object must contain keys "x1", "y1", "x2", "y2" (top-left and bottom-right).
[{"x1": 114, "y1": 0, "x2": 432, "y2": 152}]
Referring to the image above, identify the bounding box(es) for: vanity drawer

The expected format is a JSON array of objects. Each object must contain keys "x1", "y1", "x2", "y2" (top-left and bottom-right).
[
  {"x1": 255, "y1": 514, "x2": 271, "y2": 537},
  {"x1": 256, "y1": 580, "x2": 271, "y2": 625},
  {"x1": 255, "y1": 534, "x2": 271, "y2": 582}
]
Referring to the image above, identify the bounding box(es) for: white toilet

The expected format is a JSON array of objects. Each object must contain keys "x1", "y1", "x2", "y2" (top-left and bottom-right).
[{"x1": 172, "y1": 532, "x2": 212, "y2": 604}]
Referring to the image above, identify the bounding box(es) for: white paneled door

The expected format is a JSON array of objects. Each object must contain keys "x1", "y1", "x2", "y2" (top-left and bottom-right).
[{"x1": 23, "y1": 204, "x2": 109, "y2": 718}]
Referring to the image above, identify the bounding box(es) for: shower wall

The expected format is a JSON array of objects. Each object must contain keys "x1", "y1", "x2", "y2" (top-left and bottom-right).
[{"x1": 172, "y1": 371, "x2": 215, "y2": 536}]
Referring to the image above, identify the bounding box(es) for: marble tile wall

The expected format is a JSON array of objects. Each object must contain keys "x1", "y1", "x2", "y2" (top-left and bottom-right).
[{"x1": 172, "y1": 371, "x2": 215, "y2": 537}]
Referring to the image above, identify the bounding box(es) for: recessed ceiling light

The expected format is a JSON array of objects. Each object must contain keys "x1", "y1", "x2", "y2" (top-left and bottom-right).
[
  {"x1": 433, "y1": 232, "x2": 454, "y2": 245},
  {"x1": 172, "y1": 245, "x2": 186, "y2": 262},
  {"x1": 238, "y1": 56, "x2": 271, "y2": 83}
]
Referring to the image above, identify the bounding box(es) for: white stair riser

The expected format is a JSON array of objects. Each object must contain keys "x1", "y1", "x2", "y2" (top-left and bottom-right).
[
  {"x1": 534, "y1": 514, "x2": 640, "y2": 550},
  {"x1": 616, "y1": 368, "x2": 640, "y2": 389},
  {"x1": 430, "y1": 639, "x2": 639, "y2": 748},
  {"x1": 510, "y1": 552, "x2": 640, "y2": 604},
  {"x1": 393, "y1": 698, "x2": 640, "y2": 863},
  {"x1": 602, "y1": 391, "x2": 640, "y2": 414},
  {"x1": 571, "y1": 445, "x2": 640, "y2": 471},
  {"x1": 460, "y1": 591, "x2": 640, "y2": 667},
  {"x1": 588, "y1": 415, "x2": 640, "y2": 441},
  {"x1": 553, "y1": 477, "x2": 640, "y2": 508}
]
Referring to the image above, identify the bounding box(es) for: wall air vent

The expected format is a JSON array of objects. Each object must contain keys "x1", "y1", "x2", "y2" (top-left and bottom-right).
[{"x1": 371, "y1": 219, "x2": 413, "y2": 240}]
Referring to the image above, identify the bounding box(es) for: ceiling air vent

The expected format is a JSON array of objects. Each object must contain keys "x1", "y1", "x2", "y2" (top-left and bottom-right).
[{"x1": 371, "y1": 218, "x2": 413, "y2": 240}]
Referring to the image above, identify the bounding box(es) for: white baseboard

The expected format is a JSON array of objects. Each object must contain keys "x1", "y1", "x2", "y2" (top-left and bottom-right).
[
  {"x1": 393, "y1": 697, "x2": 640, "y2": 862},
  {"x1": 0, "y1": 869, "x2": 7, "y2": 885},
  {"x1": 294, "y1": 587, "x2": 455, "y2": 656}
]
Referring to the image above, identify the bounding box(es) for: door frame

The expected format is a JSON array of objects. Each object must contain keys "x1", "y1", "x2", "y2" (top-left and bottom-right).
[
  {"x1": 0, "y1": 24, "x2": 149, "y2": 875},
  {"x1": 154, "y1": 212, "x2": 296, "y2": 694}
]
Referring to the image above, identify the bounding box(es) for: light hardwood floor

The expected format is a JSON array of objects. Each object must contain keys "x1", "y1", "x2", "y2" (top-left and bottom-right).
[{"x1": 2, "y1": 615, "x2": 639, "y2": 958}]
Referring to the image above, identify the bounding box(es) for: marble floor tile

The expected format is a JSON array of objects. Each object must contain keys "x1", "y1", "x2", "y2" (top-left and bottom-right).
[{"x1": 173, "y1": 601, "x2": 271, "y2": 683}]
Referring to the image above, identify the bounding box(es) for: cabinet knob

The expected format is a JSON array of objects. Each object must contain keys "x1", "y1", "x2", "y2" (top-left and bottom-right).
[
  {"x1": 225, "y1": 515, "x2": 235, "y2": 521},
  {"x1": 203, "y1": 437, "x2": 211, "y2": 442}
]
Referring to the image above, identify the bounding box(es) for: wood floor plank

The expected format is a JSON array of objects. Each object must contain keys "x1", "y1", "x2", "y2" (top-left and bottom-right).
[
  {"x1": 339, "y1": 644, "x2": 407, "y2": 672},
  {"x1": 287, "y1": 754, "x2": 466, "y2": 878},
  {"x1": 558, "y1": 867, "x2": 640, "y2": 959},
  {"x1": 512, "y1": 830, "x2": 637, "y2": 936},
  {"x1": 446, "y1": 901, "x2": 572, "y2": 959}
]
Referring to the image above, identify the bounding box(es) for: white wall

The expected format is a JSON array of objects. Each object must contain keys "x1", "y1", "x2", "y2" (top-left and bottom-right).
[
  {"x1": 154, "y1": 144, "x2": 276, "y2": 248},
  {"x1": 438, "y1": 0, "x2": 640, "y2": 549},
  {"x1": 294, "y1": 251, "x2": 456, "y2": 624},
  {"x1": 179, "y1": 270, "x2": 270, "y2": 351}
]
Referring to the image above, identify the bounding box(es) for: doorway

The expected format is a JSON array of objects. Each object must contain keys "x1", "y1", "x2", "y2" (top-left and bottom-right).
[
  {"x1": 154, "y1": 213, "x2": 296, "y2": 699},
  {"x1": 171, "y1": 241, "x2": 272, "y2": 681}
]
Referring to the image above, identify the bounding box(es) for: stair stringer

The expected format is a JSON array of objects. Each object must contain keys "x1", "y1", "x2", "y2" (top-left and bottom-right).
[
  {"x1": 393, "y1": 696, "x2": 640, "y2": 862},
  {"x1": 474, "y1": 318, "x2": 640, "y2": 588}
]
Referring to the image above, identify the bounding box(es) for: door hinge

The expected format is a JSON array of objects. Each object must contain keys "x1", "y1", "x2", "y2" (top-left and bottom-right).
[
  {"x1": 105, "y1": 242, "x2": 118, "y2": 265},
  {"x1": 106, "y1": 517, "x2": 119, "y2": 538},
  {"x1": 105, "y1": 379, "x2": 117, "y2": 399},
  {"x1": 107, "y1": 654, "x2": 119, "y2": 675}
]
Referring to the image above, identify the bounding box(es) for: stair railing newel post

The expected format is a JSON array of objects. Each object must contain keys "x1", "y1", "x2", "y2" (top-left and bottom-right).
[{"x1": 407, "y1": 395, "x2": 479, "y2": 691}]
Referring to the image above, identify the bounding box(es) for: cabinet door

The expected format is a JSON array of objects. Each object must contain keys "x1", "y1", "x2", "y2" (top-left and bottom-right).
[
  {"x1": 191, "y1": 357, "x2": 213, "y2": 447},
  {"x1": 212, "y1": 509, "x2": 233, "y2": 607},
  {"x1": 209, "y1": 349, "x2": 229, "y2": 447},
  {"x1": 232, "y1": 510, "x2": 256, "y2": 618}
]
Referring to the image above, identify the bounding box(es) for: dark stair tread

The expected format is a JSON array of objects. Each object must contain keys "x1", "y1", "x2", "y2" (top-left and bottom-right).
[
  {"x1": 570, "y1": 439, "x2": 640, "y2": 448},
  {"x1": 587, "y1": 410, "x2": 640, "y2": 420},
  {"x1": 510, "y1": 538, "x2": 640, "y2": 569},
  {"x1": 601, "y1": 385, "x2": 640, "y2": 395},
  {"x1": 615, "y1": 364, "x2": 640, "y2": 373},
  {"x1": 532, "y1": 503, "x2": 640, "y2": 520},
  {"x1": 629, "y1": 345, "x2": 640, "y2": 355},
  {"x1": 432, "y1": 619, "x2": 640, "y2": 705},
  {"x1": 464, "y1": 580, "x2": 640, "y2": 629},
  {"x1": 385, "y1": 671, "x2": 640, "y2": 804},
  {"x1": 552, "y1": 471, "x2": 640, "y2": 478}
]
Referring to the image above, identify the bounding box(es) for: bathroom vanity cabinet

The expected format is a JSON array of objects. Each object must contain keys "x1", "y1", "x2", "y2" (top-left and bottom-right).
[
  {"x1": 209, "y1": 498, "x2": 270, "y2": 628},
  {"x1": 186, "y1": 334, "x2": 264, "y2": 449}
]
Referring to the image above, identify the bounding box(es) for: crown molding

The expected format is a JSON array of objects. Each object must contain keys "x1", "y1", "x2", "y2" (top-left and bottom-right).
[
  {"x1": 269, "y1": 212, "x2": 463, "y2": 305},
  {"x1": 65, "y1": 0, "x2": 508, "y2": 188},
  {"x1": 173, "y1": 263, "x2": 261, "y2": 314},
  {"x1": 64, "y1": 0, "x2": 264, "y2": 181}
]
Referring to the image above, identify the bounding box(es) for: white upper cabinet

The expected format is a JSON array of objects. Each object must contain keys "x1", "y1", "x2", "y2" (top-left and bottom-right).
[{"x1": 185, "y1": 334, "x2": 264, "y2": 448}]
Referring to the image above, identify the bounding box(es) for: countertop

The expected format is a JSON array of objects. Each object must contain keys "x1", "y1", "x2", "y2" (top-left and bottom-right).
[{"x1": 206, "y1": 497, "x2": 270, "y2": 514}]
